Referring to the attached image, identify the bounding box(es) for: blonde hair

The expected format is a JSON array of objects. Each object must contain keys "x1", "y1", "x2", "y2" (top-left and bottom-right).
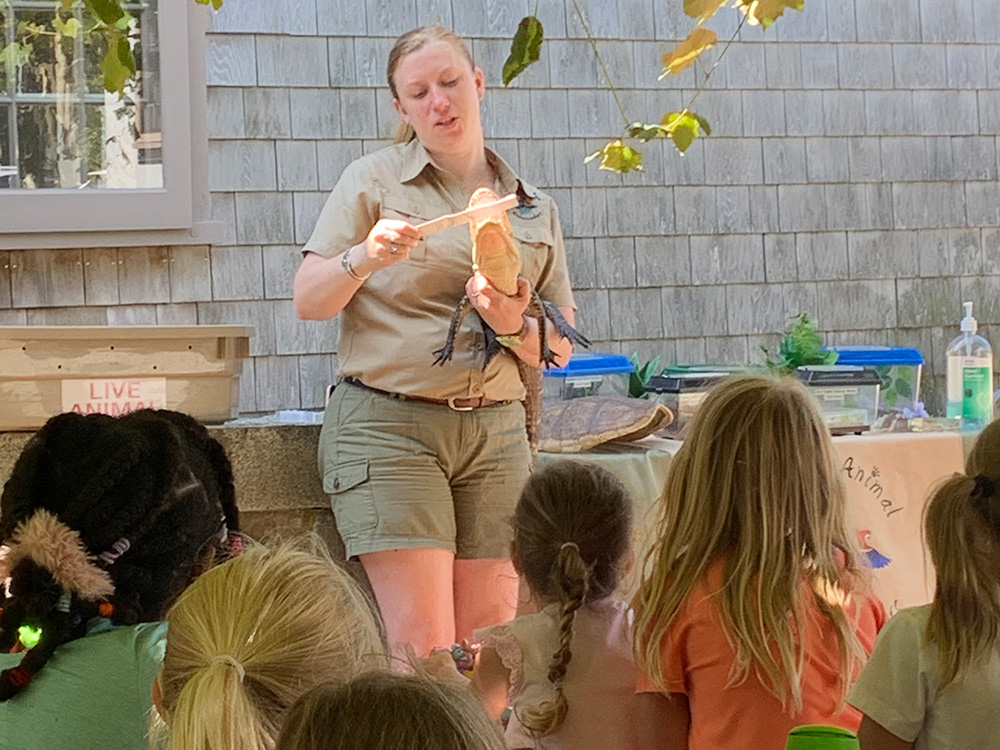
[
  {"x1": 924, "y1": 473, "x2": 1000, "y2": 691},
  {"x1": 386, "y1": 25, "x2": 475, "y2": 144},
  {"x1": 511, "y1": 461, "x2": 632, "y2": 738},
  {"x1": 276, "y1": 672, "x2": 507, "y2": 750},
  {"x1": 966, "y1": 418, "x2": 1000, "y2": 478},
  {"x1": 633, "y1": 374, "x2": 866, "y2": 710},
  {"x1": 158, "y1": 541, "x2": 388, "y2": 750}
]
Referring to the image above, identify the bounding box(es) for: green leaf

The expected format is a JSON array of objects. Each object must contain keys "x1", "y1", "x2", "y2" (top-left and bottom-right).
[
  {"x1": 896, "y1": 378, "x2": 912, "y2": 398},
  {"x1": 502, "y1": 16, "x2": 543, "y2": 86},
  {"x1": 0, "y1": 41, "x2": 34, "y2": 70},
  {"x1": 195, "y1": 0, "x2": 225, "y2": 8},
  {"x1": 115, "y1": 10, "x2": 133, "y2": 31},
  {"x1": 898, "y1": 366, "x2": 914, "y2": 383},
  {"x1": 734, "y1": 0, "x2": 806, "y2": 28},
  {"x1": 628, "y1": 122, "x2": 665, "y2": 143},
  {"x1": 885, "y1": 388, "x2": 898, "y2": 408},
  {"x1": 101, "y1": 32, "x2": 135, "y2": 96},
  {"x1": 662, "y1": 111, "x2": 704, "y2": 154},
  {"x1": 694, "y1": 113, "x2": 712, "y2": 137},
  {"x1": 584, "y1": 139, "x2": 644, "y2": 173},
  {"x1": 87, "y1": 0, "x2": 126, "y2": 26},
  {"x1": 52, "y1": 16, "x2": 82, "y2": 38}
]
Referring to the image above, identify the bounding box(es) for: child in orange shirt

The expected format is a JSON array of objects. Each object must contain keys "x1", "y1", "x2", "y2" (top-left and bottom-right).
[{"x1": 633, "y1": 375, "x2": 887, "y2": 750}]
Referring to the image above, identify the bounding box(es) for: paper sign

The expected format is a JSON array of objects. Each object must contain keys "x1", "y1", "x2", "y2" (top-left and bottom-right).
[
  {"x1": 833, "y1": 431, "x2": 965, "y2": 615},
  {"x1": 61, "y1": 378, "x2": 168, "y2": 416}
]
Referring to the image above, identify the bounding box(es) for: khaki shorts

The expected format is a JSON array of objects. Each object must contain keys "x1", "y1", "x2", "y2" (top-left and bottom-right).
[{"x1": 319, "y1": 381, "x2": 531, "y2": 559}]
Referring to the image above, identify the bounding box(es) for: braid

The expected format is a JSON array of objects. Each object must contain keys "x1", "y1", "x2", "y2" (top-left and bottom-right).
[
  {"x1": 0, "y1": 409, "x2": 239, "y2": 697},
  {"x1": 518, "y1": 543, "x2": 589, "y2": 738}
]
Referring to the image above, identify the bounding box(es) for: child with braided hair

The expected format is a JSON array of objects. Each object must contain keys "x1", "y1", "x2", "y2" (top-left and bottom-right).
[
  {"x1": 458, "y1": 460, "x2": 636, "y2": 750},
  {"x1": 848, "y1": 472, "x2": 1000, "y2": 749},
  {"x1": 0, "y1": 409, "x2": 240, "y2": 750}
]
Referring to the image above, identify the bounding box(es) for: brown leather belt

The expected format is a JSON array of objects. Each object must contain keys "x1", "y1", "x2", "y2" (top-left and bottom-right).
[{"x1": 342, "y1": 377, "x2": 511, "y2": 411}]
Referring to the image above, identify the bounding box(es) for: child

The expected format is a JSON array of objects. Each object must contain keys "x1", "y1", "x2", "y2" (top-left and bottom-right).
[
  {"x1": 848, "y1": 472, "x2": 1000, "y2": 749},
  {"x1": 468, "y1": 460, "x2": 636, "y2": 750},
  {"x1": 0, "y1": 409, "x2": 241, "y2": 750},
  {"x1": 154, "y1": 541, "x2": 389, "y2": 750},
  {"x1": 965, "y1": 416, "x2": 1000, "y2": 477},
  {"x1": 277, "y1": 672, "x2": 508, "y2": 750},
  {"x1": 633, "y1": 375, "x2": 887, "y2": 750}
]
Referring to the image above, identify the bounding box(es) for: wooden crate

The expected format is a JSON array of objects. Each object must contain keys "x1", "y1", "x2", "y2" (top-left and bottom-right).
[{"x1": 0, "y1": 325, "x2": 253, "y2": 430}]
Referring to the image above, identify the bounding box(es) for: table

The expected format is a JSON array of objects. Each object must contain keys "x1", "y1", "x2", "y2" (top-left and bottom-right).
[{"x1": 542, "y1": 431, "x2": 969, "y2": 613}]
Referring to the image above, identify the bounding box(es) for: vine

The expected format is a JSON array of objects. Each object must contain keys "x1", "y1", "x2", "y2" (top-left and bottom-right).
[{"x1": 502, "y1": 0, "x2": 805, "y2": 173}]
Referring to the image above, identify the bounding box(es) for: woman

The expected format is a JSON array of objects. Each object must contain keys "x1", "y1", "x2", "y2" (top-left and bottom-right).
[{"x1": 293, "y1": 25, "x2": 578, "y2": 657}]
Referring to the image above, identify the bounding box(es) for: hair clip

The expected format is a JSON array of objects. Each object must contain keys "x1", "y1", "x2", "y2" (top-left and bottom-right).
[
  {"x1": 98, "y1": 601, "x2": 114, "y2": 618},
  {"x1": 97, "y1": 537, "x2": 131, "y2": 567},
  {"x1": 559, "y1": 542, "x2": 580, "y2": 553},
  {"x1": 227, "y1": 532, "x2": 244, "y2": 557},
  {"x1": 55, "y1": 592, "x2": 72, "y2": 613}
]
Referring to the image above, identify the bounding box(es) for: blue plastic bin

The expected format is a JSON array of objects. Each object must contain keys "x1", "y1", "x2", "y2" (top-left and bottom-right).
[
  {"x1": 541, "y1": 353, "x2": 634, "y2": 404},
  {"x1": 825, "y1": 346, "x2": 924, "y2": 414}
]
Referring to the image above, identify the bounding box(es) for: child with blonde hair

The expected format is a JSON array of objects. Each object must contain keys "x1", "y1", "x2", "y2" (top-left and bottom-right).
[
  {"x1": 848, "y1": 472, "x2": 1000, "y2": 748},
  {"x1": 457, "y1": 460, "x2": 636, "y2": 750},
  {"x1": 276, "y1": 672, "x2": 507, "y2": 750},
  {"x1": 633, "y1": 375, "x2": 886, "y2": 749},
  {"x1": 154, "y1": 541, "x2": 388, "y2": 750}
]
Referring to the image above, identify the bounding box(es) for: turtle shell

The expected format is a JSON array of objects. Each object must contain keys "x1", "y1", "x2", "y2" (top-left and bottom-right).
[{"x1": 538, "y1": 396, "x2": 675, "y2": 453}]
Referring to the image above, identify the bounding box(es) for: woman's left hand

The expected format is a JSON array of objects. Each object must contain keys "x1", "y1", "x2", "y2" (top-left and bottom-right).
[{"x1": 466, "y1": 272, "x2": 531, "y2": 336}]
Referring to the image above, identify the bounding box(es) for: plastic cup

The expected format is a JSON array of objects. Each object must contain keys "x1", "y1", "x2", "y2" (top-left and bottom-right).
[{"x1": 785, "y1": 725, "x2": 860, "y2": 750}]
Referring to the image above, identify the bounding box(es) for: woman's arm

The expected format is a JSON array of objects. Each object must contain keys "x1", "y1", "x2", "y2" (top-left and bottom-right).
[
  {"x1": 471, "y1": 646, "x2": 513, "y2": 721},
  {"x1": 857, "y1": 716, "x2": 914, "y2": 750},
  {"x1": 466, "y1": 274, "x2": 575, "y2": 368},
  {"x1": 635, "y1": 692, "x2": 690, "y2": 750},
  {"x1": 293, "y1": 219, "x2": 420, "y2": 321}
]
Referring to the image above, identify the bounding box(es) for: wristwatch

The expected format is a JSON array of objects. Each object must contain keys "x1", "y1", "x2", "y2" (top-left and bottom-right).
[{"x1": 496, "y1": 317, "x2": 530, "y2": 349}]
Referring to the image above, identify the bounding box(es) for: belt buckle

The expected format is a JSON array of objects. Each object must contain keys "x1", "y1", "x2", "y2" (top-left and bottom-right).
[{"x1": 447, "y1": 396, "x2": 476, "y2": 412}]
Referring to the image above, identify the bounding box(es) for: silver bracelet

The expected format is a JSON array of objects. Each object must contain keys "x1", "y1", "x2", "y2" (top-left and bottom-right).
[{"x1": 340, "y1": 247, "x2": 371, "y2": 282}]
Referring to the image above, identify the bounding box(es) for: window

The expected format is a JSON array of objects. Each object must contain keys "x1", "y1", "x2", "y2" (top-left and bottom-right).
[{"x1": 0, "y1": 0, "x2": 218, "y2": 245}]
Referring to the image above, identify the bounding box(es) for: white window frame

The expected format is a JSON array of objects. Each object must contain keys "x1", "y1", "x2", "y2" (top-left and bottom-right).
[{"x1": 0, "y1": 1, "x2": 221, "y2": 249}]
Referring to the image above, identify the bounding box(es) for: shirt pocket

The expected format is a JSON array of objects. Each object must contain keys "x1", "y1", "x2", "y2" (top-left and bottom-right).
[{"x1": 509, "y1": 219, "x2": 555, "y2": 286}]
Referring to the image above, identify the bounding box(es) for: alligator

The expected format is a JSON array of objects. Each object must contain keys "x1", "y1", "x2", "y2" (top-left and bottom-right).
[{"x1": 432, "y1": 187, "x2": 590, "y2": 458}]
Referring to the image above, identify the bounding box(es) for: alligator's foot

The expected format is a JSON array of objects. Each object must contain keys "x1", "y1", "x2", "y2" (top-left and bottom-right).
[
  {"x1": 540, "y1": 300, "x2": 591, "y2": 349},
  {"x1": 432, "y1": 298, "x2": 473, "y2": 366}
]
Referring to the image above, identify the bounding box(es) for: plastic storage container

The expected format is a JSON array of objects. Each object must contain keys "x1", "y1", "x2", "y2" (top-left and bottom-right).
[
  {"x1": 795, "y1": 366, "x2": 882, "y2": 433},
  {"x1": 644, "y1": 368, "x2": 735, "y2": 437},
  {"x1": 541, "y1": 352, "x2": 634, "y2": 405},
  {"x1": 826, "y1": 346, "x2": 924, "y2": 415}
]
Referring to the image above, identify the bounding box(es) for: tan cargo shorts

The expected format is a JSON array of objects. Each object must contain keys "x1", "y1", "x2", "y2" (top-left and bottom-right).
[{"x1": 319, "y1": 381, "x2": 531, "y2": 559}]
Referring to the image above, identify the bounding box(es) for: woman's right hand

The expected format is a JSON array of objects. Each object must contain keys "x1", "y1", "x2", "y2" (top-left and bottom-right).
[{"x1": 354, "y1": 218, "x2": 421, "y2": 275}]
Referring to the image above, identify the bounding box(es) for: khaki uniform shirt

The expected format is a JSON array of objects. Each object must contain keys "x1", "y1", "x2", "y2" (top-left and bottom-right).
[{"x1": 303, "y1": 138, "x2": 576, "y2": 402}]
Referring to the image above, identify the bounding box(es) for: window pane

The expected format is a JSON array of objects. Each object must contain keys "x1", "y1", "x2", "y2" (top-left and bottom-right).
[{"x1": 1, "y1": 0, "x2": 162, "y2": 190}]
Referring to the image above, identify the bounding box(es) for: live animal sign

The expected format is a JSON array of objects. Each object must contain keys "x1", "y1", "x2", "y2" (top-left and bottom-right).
[{"x1": 61, "y1": 378, "x2": 167, "y2": 416}]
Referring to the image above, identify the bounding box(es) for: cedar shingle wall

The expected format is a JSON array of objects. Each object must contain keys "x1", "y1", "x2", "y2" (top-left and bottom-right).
[{"x1": 4, "y1": 0, "x2": 1000, "y2": 413}]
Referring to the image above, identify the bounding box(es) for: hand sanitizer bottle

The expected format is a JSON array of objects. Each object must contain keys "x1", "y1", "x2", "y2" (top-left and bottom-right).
[{"x1": 946, "y1": 301, "x2": 994, "y2": 430}]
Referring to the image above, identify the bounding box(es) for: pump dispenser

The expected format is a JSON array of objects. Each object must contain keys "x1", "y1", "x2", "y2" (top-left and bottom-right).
[{"x1": 946, "y1": 301, "x2": 993, "y2": 430}]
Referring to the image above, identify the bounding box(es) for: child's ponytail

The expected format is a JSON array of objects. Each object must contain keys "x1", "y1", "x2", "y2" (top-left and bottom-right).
[
  {"x1": 925, "y1": 472, "x2": 1000, "y2": 691},
  {"x1": 518, "y1": 542, "x2": 590, "y2": 738},
  {"x1": 167, "y1": 657, "x2": 268, "y2": 750}
]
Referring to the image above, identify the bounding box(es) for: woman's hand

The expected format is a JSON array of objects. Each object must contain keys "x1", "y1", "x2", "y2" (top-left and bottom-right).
[
  {"x1": 466, "y1": 272, "x2": 531, "y2": 336},
  {"x1": 353, "y1": 218, "x2": 421, "y2": 276}
]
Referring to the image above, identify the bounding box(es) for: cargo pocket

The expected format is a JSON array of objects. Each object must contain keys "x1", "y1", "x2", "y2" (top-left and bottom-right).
[{"x1": 323, "y1": 458, "x2": 377, "y2": 534}]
